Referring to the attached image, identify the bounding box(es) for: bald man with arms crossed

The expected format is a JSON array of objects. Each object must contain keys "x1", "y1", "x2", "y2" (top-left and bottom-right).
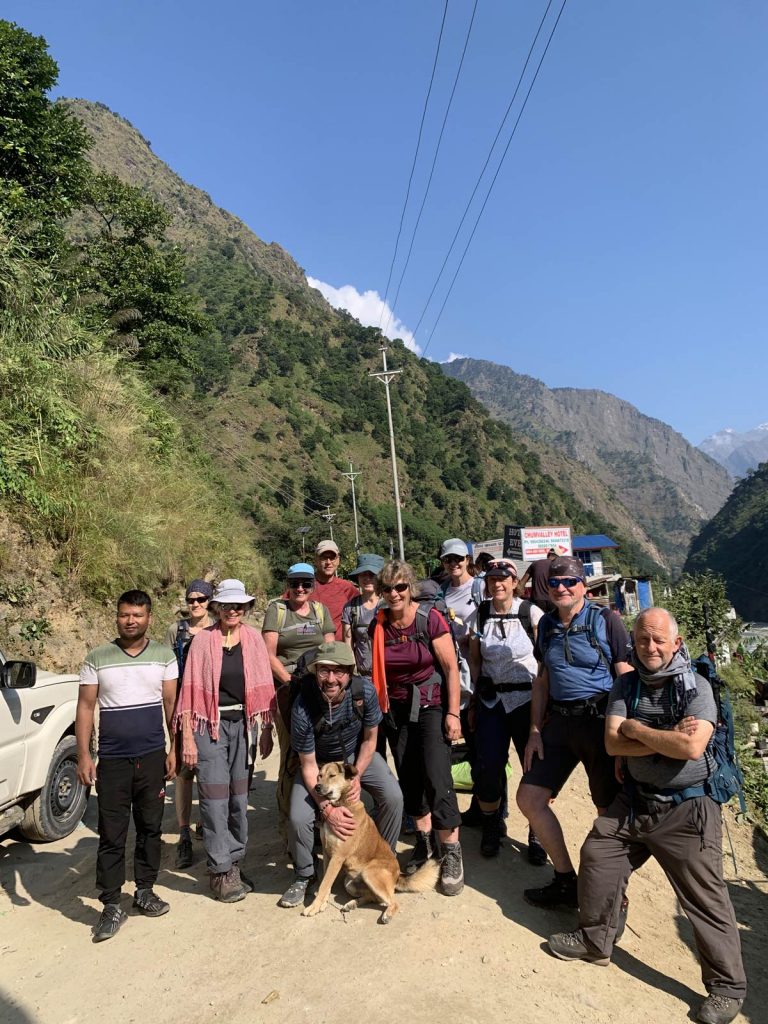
[{"x1": 547, "y1": 608, "x2": 746, "y2": 1024}]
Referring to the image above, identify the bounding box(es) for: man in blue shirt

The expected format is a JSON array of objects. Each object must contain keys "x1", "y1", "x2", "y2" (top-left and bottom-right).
[
  {"x1": 516, "y1": 556, "x2": 631, "y2": 909},
  {"x1": 278, "y1": 641, "x2": 403, "y2": 908}
]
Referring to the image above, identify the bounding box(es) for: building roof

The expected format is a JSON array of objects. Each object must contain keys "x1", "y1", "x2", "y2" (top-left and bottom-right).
[{"x1": 572, "y1": 534, "x2": 619, "y2": 551}]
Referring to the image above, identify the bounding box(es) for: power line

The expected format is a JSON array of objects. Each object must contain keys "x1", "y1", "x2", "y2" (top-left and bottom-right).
[
  {"x1": 382, "y1": 0, "x2": 479, "y2": 340},
  {"x1": 377, "y1": 0, "x2": 449, "y2": 330},
  {"x1": 410, "y1": 0, "x2": 555, "y2": 341},
  {"x1": 420, "y1": 0, "x2": 568, "y2": 358}
]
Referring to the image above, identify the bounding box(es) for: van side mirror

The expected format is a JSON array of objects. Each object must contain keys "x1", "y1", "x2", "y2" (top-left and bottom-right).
[{"x1": 1, "y1": 661, "x2": 37, "y2": 689}]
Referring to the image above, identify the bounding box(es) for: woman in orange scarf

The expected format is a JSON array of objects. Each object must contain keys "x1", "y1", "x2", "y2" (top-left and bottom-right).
[{"x1": 371, "y1": 560, "x2": 464, "y2": 897}]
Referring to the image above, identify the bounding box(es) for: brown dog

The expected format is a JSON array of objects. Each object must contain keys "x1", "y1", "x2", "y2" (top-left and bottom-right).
[{"x1": 301, "y1": 762, "x2": 438, "y2": 924}]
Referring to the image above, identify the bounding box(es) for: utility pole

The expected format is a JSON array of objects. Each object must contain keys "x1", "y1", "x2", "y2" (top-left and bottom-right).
[
  {"x1": 370, "y1": 343, "x2": 405, "y2": 560},
  {"x1": 296, "y1": 525, "x2": 310, "y2": 559},
  {"x1": 320, "y1": 506, "x2": 336, "y2": 542},
  {"x1": 341, "y1": 461, "x2": 361, "y2": 550}
]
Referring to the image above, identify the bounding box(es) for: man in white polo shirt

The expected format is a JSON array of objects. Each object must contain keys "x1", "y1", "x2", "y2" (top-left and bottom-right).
[{"x1": 76, "y1": 589, "x2": 177, "y2": 943}]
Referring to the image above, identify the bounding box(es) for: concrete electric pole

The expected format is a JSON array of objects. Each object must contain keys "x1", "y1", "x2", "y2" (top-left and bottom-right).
[
  {"x1": 369, "y1": 343, "x2": 405, "y2": 560},
  {"x1": 341, "y1": 461, "x2": 361, "y2": 551}
]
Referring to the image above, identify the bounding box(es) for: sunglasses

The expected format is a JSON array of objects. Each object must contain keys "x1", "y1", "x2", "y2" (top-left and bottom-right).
[
  {"x1": 289, "y1": 579, "x2": 314, "y2": 590},
  {"x1": 219, "y1": 602, "x2": 246, "y2": 612},
  {"x1": 547, "y1": 577, "x2": 582, "y2": 590},
  {"x1": 187, "y1": 596, "x2": 209, "y2": 605},
  {"x1": 381, "y1": 582, "x2": 409, "y2": 594},
  {"x1": 442, "y1": 554, "x2": 466, "y2": 564}
]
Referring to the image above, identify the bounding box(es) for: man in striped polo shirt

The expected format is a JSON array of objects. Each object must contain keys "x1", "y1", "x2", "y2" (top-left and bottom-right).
[{"x1": 76, "y1": 590, "x2": 178, "y2": 943}]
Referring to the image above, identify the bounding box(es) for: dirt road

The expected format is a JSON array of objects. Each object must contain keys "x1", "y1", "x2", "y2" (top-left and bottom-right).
[{"x1": 1, "y1": 758, "x2": 766, "y2": 1024}]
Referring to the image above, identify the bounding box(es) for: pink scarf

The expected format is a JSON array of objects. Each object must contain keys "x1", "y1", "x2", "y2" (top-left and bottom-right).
[{"x1": 173, "y1": 622, "x2": 274, "y2": 739}]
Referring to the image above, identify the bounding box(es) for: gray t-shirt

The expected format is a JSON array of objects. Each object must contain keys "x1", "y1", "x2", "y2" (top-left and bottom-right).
[
  {"x1": 341, "y1": 597, "x2": 379, "y2": 677},
  {"x1": 607, "y1": 670, "x2": 717, "y2": 795}
]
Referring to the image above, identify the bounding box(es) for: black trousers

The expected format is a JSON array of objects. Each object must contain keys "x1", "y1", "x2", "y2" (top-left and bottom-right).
[
  {"x1": 384, "y1": 702, "x2": 461, "y2": 831},
  {"x1": 95, "y1": 748, "x2": 166, "y2": 905}
]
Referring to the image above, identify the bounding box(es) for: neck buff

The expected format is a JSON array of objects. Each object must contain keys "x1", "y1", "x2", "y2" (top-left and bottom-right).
[{"x1": 631, "y1": 640, "x2": 698, "y2": 699}]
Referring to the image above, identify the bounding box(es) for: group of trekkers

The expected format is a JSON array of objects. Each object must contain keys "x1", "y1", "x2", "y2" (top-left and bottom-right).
[{"x1": 75, "y1": 538, "x2": 747, "y2": 1024}]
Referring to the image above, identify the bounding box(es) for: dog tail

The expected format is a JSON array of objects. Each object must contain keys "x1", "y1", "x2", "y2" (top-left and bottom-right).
[{"x1": 395, "y1": 858, "x2": 439, "y2": 893}]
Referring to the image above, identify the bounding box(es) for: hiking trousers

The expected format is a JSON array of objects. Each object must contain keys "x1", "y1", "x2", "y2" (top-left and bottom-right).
[
  {"x1": 578, "y1": 792, "x2": 746, "y2": 1000},
  {"x1": 473, "y1": 698, "x2": 530, "y2": 803},
  {"x1": 288, "y1": 752, "x2": 403, "y2": 878},
  {"x1": 95, "y1": 748, "x2": 166, "y2": 905},
  {"x1": 196, "y1": 718, "x2": 250, "y2": 875},
  {"x1": 275, "y1": 697, "x2": 300, "y2": 847}
]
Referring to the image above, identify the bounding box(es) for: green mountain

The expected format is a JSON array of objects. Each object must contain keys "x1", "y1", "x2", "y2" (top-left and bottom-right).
[
  {"x1": 63, "y1": 99, "x2": 665, "y2": 579},
  {"x1": 442, "y1": 358, "x2": 732, "y2": 569},
  {"x1": 685, "y1": 461, "x2": 768, "y2": 622}
]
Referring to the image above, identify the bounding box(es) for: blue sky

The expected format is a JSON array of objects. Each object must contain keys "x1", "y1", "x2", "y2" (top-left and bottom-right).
[{"x1": 7, "y1": 1, "x2": 767, "y2": 444}]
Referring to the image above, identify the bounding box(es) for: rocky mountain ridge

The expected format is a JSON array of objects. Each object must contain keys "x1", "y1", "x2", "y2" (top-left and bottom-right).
[
  {"x1": 442, "y1": 357, "x2": 732, "y2": 568},
  {"x1": 699, "y1": 423, "x2": 768, "y2": 477}
]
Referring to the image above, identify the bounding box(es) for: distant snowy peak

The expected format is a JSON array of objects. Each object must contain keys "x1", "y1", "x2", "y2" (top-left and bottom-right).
[{"x1": 699, "y1": 423, "x2": 768, "y2": 476}]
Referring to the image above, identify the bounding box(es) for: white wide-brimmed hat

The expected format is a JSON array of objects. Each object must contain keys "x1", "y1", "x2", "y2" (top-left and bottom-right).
[{"x1": 212, "y1": 578, "x2": 255, "y2": 603}]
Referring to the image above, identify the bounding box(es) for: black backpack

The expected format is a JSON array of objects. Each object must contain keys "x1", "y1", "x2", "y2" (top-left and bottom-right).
[{"x1": 476, "y1": 598, "x2": 535, "y2": 645}]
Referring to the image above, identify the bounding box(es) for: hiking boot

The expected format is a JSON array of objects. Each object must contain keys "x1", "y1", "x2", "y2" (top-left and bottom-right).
[
  {"x1": 210, "y1": 867, "x2": 247, "y2": 903},
  {"x1": 527, "y1": 828, "x2": 548, "y2": 866},
  {"x1": 480, "y1": 812, "x2": 502, "y2": 857},
  {"x1": 92, "y1": 903, "x2": 127, "y2": 943},
  {"x1": 132, "y1": 888, "x2": 170, "y2": 917},
  {"x1": 405, "y1": 830, "x2": 436, "y2": 875},
  {"x1": 696, "y1": 994, "x2": 744, "y2": 1024},
  {"x1": 176, "y1": 834, "x2": 194, "y2": 869},
  {"x1": 439, "y1": 842, "x2": 464, "y2": 896},
  {"x1": 524, "y1": 871, "x2": 578, "y2": 909},
  {"x1": 278, "y1": 875, "x2": 313, "y2": 908},
  {"x1": 233, "y1": 863, "x2": 253, "y2": 893},
  {"x1": 547, "y1": 930, "x2": 610, "y2": 966},
  {"x1": 614, "y1": 895, "x2": 629, "y2": 944}
]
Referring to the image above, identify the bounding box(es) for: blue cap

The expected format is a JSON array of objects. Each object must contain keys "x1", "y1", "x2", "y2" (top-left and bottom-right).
[
  {"x1": 287, "y1": 562, "x2": 315, "y2": 579},
  {"x1": 348, "y1": 553, "x2": 385, "y2": 577}
]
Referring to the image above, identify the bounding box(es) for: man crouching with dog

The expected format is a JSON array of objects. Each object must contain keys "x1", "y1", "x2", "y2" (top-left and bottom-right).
[{"x1": 278, "y1": 641, "x2": 403, "y2": 909}]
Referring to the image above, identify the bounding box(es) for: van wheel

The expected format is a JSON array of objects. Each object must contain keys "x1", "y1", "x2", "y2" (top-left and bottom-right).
[{"x1": 18, "y1": 736, "x2": 89, "y2": 842}]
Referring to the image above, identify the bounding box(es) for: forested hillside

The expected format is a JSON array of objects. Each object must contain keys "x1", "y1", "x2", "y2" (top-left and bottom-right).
[
  {"x1": 0, "y1": 20, "x2": 665, "y2": 673},
  {"x1": 443, "y1": 357, "x2": 732, "y2": 568},
  {"x1": 685, "y1": 461, "x2": 768, "y2": 622},
  {"x1": 65, "y1": 98, "x2": 664, "y2": 578}
]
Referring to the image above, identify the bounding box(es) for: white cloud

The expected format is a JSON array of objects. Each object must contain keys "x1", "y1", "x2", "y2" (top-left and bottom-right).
[
  {"x1": 306, "y1": 276, "x2": 421, "y2": 355},
  {"x1": 442, "y1": 352, "x2": 468, "y2": 363}
]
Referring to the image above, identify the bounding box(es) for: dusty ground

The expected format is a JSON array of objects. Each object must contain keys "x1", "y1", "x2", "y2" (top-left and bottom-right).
[{"x1": 1, "y1": 757, "x2": 767, "y2": 1024}]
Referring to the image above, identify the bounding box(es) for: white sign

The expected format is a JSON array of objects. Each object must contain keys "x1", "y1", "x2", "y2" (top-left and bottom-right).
[
  {"x1": 504, "y1": 525, "x2": 572, "y2": 561},
  {"x1": 469, "y1": 538, "x2": 504, "y2": 559}
]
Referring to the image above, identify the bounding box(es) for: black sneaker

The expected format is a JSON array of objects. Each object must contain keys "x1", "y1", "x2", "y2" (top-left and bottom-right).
[
  {"x1": 524, "y1": 871, "x2": 578, "y2": 909},
  {"x1": 480, "y1": 812, "x2": 502, "y2": 858},
  {"x1": 547, "y1": 930, "x2": 610, "y2": 966},
  {"x1": 278, "y1": 875, "x2": 313, "y2": 908},
  {"x1": 439, "y1": 841, "x2": 464, "y2": 896},
  {"x1": 92, "y1": 903, "x2": 127, "y2": 943},
  {"x1": 405, "y1": 830, "x2": 436, "y2": 875},
  {"x1": 696, "y1": 994, "x2": 744, "y2": 1024},
  {"x1": 527, "y1": 828, "x2": 548, "y2": 866},
  {"x1": 614, "y1": 895, "x2": 629, "y2": 944},
  {"x1": 176, "y1": 834, "x2": 193, "y2": 869},
  {"x1": 132, "y1": 888, "x2": 170, "y2": 917}
]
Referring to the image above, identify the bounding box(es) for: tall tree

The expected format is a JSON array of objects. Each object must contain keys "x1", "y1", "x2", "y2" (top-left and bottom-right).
[{"x1": 0, "y1": 20, "x2": 91, "y2": 256}]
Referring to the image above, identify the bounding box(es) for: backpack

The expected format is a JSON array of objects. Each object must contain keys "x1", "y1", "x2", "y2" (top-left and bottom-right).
[
  {"x1": 270, "y1": 598, "x2": 326, "y2": 632},
  {"x1": 173, "y1": 618, "x2": 191, "y2": 678},
  {"x1": 476, "y1": 598, "x2": 535, "y2": 645},
  {"x1": 289, "y1": 668, "x2": 367, "y2": 761},
  {"x1": 538, "y1": 601, "x2": 614, "y2": 675},
  {"x1": 624, "y1": 655, "x2": 746, "y2": 811},
  {"x1": 418, "y1": 586, "x2": 472, "y2": 702}
]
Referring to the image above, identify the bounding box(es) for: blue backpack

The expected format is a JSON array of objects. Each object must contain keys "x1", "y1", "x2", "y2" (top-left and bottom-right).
[{"x1": 625, "y1": 654, "x2": 746, "y2": 811}]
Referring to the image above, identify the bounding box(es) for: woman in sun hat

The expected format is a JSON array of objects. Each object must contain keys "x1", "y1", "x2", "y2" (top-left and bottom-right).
[
  {"x1": 175, "y1": 579, "x2": 273, "y2": 904},
  {"x1": 342, "y1": 553, "x2": 385, "y2": 681}
]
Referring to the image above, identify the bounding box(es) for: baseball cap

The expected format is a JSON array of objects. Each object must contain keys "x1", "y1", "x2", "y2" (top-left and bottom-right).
[
  {"x1": 315, "y1": 540, "x2": 340, "y2": 556},
  {"x1": 440, "y1": 538, "x2": 469, "y2": 559},
  {"x1": 287, "y1": 562, "x2": 315, "y2": 580}
]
